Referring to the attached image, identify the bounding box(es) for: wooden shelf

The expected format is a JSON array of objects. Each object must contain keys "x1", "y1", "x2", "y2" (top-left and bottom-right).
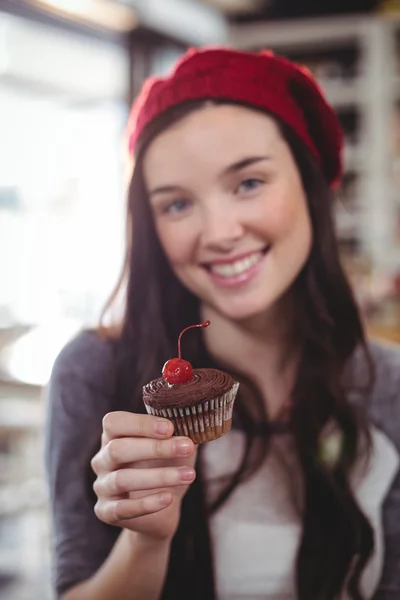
[
  {"x1": 367, "y1": 323, "x2": 400, "y2": 343},
  {"x1": 229, "y1": 14, "x2": 370, "y2": 50},
  {"x1": 319, "y1": 78, "x2": 367, "y2": 108}
]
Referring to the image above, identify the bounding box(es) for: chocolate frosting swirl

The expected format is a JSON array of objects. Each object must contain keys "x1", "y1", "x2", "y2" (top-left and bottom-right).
[{"x1": 143, "y1": 368, "x2": 234, "y2": 408}]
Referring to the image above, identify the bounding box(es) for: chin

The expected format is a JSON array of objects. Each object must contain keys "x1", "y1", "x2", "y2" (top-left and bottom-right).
[{"x1": 214, "y1": 298, "x2": 277, "y2": 322}]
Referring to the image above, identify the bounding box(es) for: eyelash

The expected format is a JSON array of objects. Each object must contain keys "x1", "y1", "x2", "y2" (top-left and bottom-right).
[
  {"x1": 160, "y1": 198, "x2": 191, "y2": 216},
  {"x1": 237, "y1": 178, "x2": 265, "y2": 194},
  {"x1": 158, "y1": 177, "x2": 265, "y2": 216}
]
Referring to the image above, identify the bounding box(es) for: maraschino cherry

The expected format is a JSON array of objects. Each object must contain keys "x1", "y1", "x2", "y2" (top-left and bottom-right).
[{"x1": 162, "y1": 320, "x2": 211, "y2": 384}]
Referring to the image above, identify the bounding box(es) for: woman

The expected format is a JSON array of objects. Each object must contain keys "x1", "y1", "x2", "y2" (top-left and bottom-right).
[{"x1": 45, "y1": 48, "x2": 400, "y2": 600}]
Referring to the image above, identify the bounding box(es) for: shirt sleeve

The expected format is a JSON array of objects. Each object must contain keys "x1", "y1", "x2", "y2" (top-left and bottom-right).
[
  {"x1": 374, "y1": 472, "x2": 400, "y2": 599},
  {"x1": 367, "y1": 342, "x2": 400, "y2": 599},
  {"x1": 44, "y1": 331, "x2": 121, "y2": 598}
]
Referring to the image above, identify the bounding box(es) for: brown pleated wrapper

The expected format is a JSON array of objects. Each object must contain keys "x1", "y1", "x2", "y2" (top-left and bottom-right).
[{"x1": 144, "y1": 382, "x2": 239, "y2": 444}]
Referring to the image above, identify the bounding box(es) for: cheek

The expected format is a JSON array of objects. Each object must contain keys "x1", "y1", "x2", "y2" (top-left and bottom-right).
[
  {"x1": 156, "y1": 222, "x2": 197, "y2": 266},
  {"x1": 254, "y1": 182, "x2": 311, "y2": 242}
]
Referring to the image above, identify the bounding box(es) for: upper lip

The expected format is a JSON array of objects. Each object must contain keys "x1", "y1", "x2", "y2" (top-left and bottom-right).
[{"x1": 201, "y1": 247, "x2": 268, "y2": 267}]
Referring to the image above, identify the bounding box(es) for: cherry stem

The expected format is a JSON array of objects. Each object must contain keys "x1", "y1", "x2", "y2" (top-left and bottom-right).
[{"x1": 177, "y1": 320, "x2": 210, "y2": 359}]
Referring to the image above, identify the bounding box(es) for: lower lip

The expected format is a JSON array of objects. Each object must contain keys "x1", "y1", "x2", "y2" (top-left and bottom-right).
[{"x1": 206, "y1": 252, "x2": 267, "y2": 289}]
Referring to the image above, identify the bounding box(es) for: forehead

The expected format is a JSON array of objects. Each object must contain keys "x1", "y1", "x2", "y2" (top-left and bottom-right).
[{"x1": 143, "y1": 104, "x2": 284, "y2": 182}]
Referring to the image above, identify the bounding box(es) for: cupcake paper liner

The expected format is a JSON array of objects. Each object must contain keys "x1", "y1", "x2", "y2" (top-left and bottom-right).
[{"x1": 144, "y1": 382, "x2": 239, "y2": 444}]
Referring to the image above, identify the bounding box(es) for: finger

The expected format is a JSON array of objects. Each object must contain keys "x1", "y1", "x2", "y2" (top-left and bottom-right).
[
  {"x1": 94, "y1": 466, "x2": 196, "y2": 497},
  {"x1": 95, "y1": 436, "x2": 195, "y2": 473},
  {"x1": 102, "y1": 412, "x2": 174, "y2": 445},
  {"x1": 94, "y1": 492, "x2": 173, "y2": 525}
]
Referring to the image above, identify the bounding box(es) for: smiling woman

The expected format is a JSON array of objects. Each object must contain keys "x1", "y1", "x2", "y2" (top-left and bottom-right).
[
  {"x1": 45, "y1": 48, "x2": 400, "y2": 600},
  {"x1": 143, "y1": 104, "x2": 312, "y2": 319}
]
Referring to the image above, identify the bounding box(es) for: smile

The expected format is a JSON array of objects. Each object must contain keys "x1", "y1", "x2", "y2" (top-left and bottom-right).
[
  {"x1": 202, "y1": 247, "x2": 269, "y2": 288},
  {"x1": 210, "y1": 251, "x2": 263, "y2": 276}
]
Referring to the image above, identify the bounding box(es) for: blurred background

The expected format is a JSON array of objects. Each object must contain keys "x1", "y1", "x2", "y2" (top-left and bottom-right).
[{"x1": 1, "y1": 0, "x2": 400, "y2": 598}]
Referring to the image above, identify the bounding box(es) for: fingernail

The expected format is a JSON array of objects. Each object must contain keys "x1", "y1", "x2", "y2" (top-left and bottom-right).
[
  {"x1": 158, "y1": 493, "x2": 172, "y2": 507},
  {"x1": 154, "y1": 420, "x2": 170, "y2": 435},
  {"x1": 179, "y1": 467, "x2": 195, "y2": 482},
  {"x1": 174, "y1": 439, "x2": 192, "y2": 456}
]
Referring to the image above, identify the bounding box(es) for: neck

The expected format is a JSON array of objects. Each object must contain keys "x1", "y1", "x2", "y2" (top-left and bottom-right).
[{"x1": 201, "y1": 298, "x2": 301, "y2": 419}]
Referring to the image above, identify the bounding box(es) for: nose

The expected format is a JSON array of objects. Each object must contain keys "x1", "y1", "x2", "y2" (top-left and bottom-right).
[{"x1": 200, "y1": 204, "x2": 244, "y2": 251}]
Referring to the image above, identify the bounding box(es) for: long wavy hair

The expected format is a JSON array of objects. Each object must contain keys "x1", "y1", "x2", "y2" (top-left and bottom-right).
[{"x1": 102, "y1": 99, "x2": 375, "y2": 600}]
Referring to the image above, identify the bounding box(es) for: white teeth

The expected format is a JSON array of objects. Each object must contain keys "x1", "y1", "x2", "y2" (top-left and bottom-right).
[{"x1": 210, "y1": 252, "x2": 263, "y2": 277}]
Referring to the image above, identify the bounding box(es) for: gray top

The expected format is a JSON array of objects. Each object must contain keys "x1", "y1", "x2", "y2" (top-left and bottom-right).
[{"x1": 45, "y1": 332, "x2": 400, "y2": 599}]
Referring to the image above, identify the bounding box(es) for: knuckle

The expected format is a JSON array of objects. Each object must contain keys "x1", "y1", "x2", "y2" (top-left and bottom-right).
[
  {"x1": 160, "y1": 468, "x2": 174, "y2": 487},
  {"x1": 92, "y1": 478, "x2": 100, "y2": 498},
  {"x1": 134, "y1": 496, "x2": 148, "y2": 518},
  {"x1": 113, "y1": 499, "x2": 129, "y2": 522},
  {"x1": 106, "y1": 439, "x2": 122, "y2": 465},
  {"x1": 102, "y1": 412, "x2": 115, "y2": 436},
  {"x1": 136, "y1": 415, "x2": 146, "y2": 437},
  {"x1": 90, "y1": 454, "x2": 99, "y2": 473},
  {"x1": 112, "y1": 470, "x2": 127, "y2": 495},
  {"x1": 154, "y1": 439, "x2": 166, "y2": 459},
  {"x1": 94, "y1": 500, "x2": 105, "y2": 522}
]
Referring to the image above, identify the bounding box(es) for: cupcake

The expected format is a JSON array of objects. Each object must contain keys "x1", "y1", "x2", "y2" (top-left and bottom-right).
[{"x1": 143, "y1": 321, "x2": 239, "y2": 444}]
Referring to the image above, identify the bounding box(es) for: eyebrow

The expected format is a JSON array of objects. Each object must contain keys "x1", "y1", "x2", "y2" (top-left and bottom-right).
[
  {"x1": 222, "y1": 155, "x2": 270, "y2": 176},
  {"x1": 148, "y1": 156, "x2": 270, "y2": 198}
]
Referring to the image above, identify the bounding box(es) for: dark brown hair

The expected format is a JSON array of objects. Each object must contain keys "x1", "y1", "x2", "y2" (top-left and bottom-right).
[{"x1": 104, "y1": 100, "x2": 374, "y2": 600}]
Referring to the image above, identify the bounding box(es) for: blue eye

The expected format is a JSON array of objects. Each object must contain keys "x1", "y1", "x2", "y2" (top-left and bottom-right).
[
  {"x1": 237, "y1": 178, "x2": 264, "y2": 194},
  {"x1": 162, "y1": 198, "x2": 190, "y2": 215}
]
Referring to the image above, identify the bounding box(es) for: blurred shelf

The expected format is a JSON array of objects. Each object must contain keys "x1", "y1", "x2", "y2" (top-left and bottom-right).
[
  {"x1": 389, "y1": 182, "x2": 400, "y2": 201},
  {"x1": 392, "y1": 76, "x2": 400, "y2": 99},
  {"x1": 367, "y1": 323, "x2": 400, "y2": 343},
  {"x1": 343, "y1": 144, "x2": 366, "y2": 172},
  {"x1": 0, "y1": 399, "x2": 42, "y2": 433},
  {"x1": 335, "y1": 209, "x2": 360, "y2": 238},
  {"x1": 0, "y1": 550, "x2": 21, "y2": 573},
  {"x1": 0, "y1": 326, "x2": 31, "y2": 352},
  {"x1": 229, "y1": 14, "x2": 370, "y2": 50},
  {"x1": 320, "y1": 78, "x2": 367, "y2": 108}
]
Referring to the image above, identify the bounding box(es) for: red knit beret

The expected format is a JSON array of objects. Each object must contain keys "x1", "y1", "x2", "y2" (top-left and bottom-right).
[{"x1": 127, "y1": 47, "x2": 343, "y2": 188}]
